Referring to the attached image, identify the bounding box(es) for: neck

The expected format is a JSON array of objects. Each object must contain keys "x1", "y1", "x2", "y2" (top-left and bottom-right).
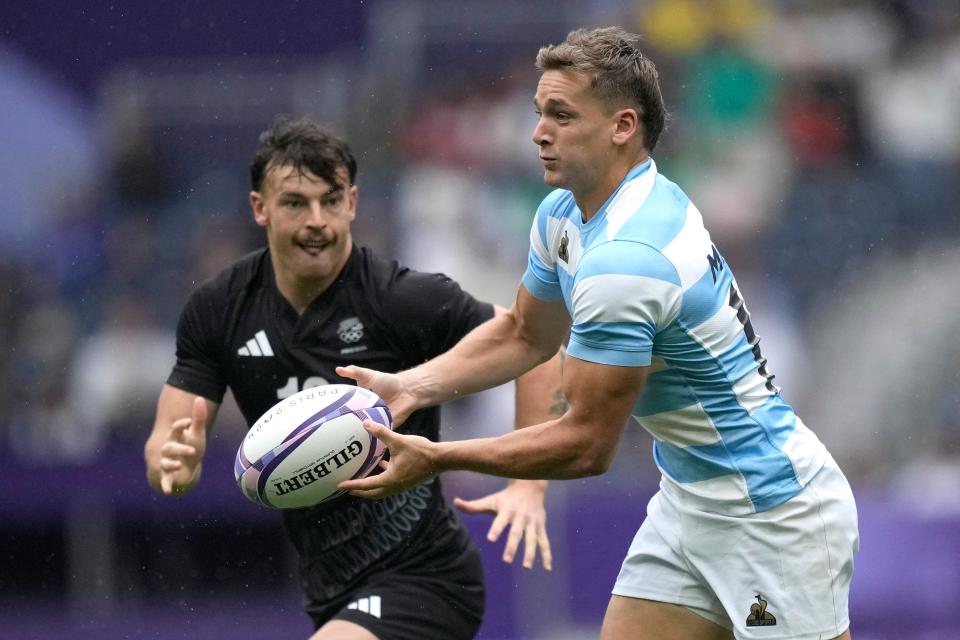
[
  {"x1": 271, "y1": 244, "x2": 352, "y2": 315},
  {"x1": 575, "y1": 151, "x2": 649, "y2": 222},
  {"x1": 275, "y1": 274, "x2": 329, "y2": 315}
]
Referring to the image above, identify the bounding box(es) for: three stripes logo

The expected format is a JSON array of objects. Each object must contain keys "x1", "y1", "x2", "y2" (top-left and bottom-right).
[
  {"x1": 346, "y1": 595, "x2": 381, "y2": 619},
  {"x1": 237, "y1": 330, "x2": 274, "y2": 357}
]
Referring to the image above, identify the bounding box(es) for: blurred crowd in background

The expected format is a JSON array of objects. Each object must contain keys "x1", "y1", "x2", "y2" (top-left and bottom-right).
[
  {"x1": 2, "y1": 0, "x2": 960, "y2": 637},
  {"x1": 4, "y1": 0, "x2": 959, "y2": 491}
]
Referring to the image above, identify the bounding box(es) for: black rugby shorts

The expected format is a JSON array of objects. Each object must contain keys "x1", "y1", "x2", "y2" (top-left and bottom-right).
[{"x1": 309, "y1": 541, "x2": 485, "y2": 639}]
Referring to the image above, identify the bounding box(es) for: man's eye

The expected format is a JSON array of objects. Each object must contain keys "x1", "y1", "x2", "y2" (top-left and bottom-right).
[{"x1": 323, "y1": 195, "x2": 343, "y2": 207}]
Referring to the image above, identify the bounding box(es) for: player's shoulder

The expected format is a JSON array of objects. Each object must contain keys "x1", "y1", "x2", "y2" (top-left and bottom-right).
[
  {"x1": 189, "y1": 247, "x2": 269, "y2": 305},
  {"x1": 356, "y1": 246, "x2": 457, "y2": 291},
  {"x1": 648, "y1": 172, "x2": 695, "y2": 218},
  {"x1": 352, "y1": 246, "x2": 491, "y2": 347},
  {"x1": 354, "y1": 246, "x2": 402, "y2": 284},
  {"x1": 604, "y1": 170, "x2": 700, "y2": 253},
  {"x1": 580, "y1": 238, "x2": 680, "y2": 284}
]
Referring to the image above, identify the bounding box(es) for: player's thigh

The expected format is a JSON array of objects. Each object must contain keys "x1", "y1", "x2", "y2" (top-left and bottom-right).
[
  {"x1": 600, "y1": 595, "x2": 733, "y2": 640},
  {"x1": 685, "y1": 461, "x2": 858, "y2": 639},
  {"x1": 311, "y1": 619, "x2": 379, "y2": 640}
]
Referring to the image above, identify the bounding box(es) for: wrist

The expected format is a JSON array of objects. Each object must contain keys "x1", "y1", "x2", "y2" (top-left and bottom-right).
[
  {"x1": 426, "y1": 439, "x2": 450, "y2": 475},
  {"x1": 400, "y1": 368, "x2": 443, "y2": 408}
]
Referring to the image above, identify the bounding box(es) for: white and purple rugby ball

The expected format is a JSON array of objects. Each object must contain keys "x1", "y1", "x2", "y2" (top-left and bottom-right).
[{"x1": 234, "y1": 384, "x2": 392, "y2": 509}]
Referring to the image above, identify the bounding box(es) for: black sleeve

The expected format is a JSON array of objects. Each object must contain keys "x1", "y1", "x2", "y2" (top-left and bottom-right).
[
  {"x1": 166, "y1": 284, "x2": 228, "y2": 402},
  {"x1": 380, "y1": 269, "x2": 495, "y2": 363}
]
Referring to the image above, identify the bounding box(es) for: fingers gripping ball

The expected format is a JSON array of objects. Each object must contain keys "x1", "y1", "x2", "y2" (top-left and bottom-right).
[{"x1": 234, "y1": 384, "x2": 392, "y2": 509}]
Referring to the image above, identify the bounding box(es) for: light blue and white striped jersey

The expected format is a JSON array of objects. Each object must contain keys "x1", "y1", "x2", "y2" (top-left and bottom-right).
[{"x1": 522, "y1": 159, "x2": 827, "y2": 515}]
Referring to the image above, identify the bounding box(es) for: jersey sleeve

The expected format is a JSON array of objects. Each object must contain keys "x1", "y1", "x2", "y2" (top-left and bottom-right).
[
  {"x1": 380, "y1": 270, "x2": 495, "y2": 362},
  {"x1": 166, "y1": 284, "x2": 228, "y2": 402},
  {"x1": 567, "y1": 240, "x2": 682, "y2": 367},
  {"x1": 521, "y1": 190, "x2": 566, "y2": 302}
]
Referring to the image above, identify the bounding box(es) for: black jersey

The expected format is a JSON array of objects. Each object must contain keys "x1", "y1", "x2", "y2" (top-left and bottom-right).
[{"x1": 167, "y1": 245, "x2": 494, "y2": 607}]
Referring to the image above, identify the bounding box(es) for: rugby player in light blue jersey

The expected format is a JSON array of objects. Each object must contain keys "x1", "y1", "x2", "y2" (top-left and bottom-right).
[{"x1": 339, "y1": 26, "x2": 859, "y2": 640}]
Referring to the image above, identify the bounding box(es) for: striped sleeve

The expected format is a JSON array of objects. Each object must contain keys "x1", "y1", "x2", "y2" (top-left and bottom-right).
[
  {"x1": 567, "y1": 240, "x2": 682, "y2": 367},
  {"x1": 521, "y1": 190, "x2": 566, "y2": 301}
]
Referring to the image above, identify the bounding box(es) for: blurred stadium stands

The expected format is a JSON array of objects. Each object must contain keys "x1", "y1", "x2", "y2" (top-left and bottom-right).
[{"x1": 1, "y1": 1, "x2": 959, "y2": 638}]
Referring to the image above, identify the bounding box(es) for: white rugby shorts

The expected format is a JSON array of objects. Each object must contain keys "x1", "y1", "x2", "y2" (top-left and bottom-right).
[{"x1": 612, "y1": 457, "x2": 859, "y2": 639}]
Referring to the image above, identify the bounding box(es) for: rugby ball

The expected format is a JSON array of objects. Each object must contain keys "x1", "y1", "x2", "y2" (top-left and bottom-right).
[{"x1": 234, "y1": 384, "x2": 392, "y2": 509}]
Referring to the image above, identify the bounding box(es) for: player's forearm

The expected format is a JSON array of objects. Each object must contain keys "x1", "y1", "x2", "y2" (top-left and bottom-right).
[
  {"x1": 403, "y1": 311, "x2": 555, "y2": 408},
  {"x1": 430, "y1": 415, "x2": 613, "y2": 480}
]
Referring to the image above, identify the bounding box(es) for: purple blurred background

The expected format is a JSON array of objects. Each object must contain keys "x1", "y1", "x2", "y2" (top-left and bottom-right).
[{"x1": 2, "y1": 1, "x2": 959, "y2": 638}]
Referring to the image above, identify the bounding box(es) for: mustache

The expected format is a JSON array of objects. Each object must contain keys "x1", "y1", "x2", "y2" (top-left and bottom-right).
[{"x1": 297, "y1": 232, "x2": 335, "y2": 244}]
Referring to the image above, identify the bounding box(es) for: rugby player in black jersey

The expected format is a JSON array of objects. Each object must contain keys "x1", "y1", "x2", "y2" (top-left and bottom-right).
[{"x1": 143, "y1": 118, "x2": 562, "y2": 640}]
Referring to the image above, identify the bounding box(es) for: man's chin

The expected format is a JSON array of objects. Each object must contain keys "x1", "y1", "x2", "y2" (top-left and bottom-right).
[{"x1": 543, "y1": 171, "x2": 564, "y2": 188}]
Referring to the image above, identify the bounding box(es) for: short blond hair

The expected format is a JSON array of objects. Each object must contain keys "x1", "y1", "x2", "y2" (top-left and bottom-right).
[{"x1": 536, "y1": 27, "x2": 667, "y2": 150}]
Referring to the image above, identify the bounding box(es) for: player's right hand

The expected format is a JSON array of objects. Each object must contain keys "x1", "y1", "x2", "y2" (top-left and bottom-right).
[
  {"x1": 336, "y1": 365, "x2": 418, "y2": 427},
  {"x1": 158, "y1": 396, "x2": 208, "y2": 495},
  {"x1": 337, "y1": 419, "x2": 439, "y2": 498}
]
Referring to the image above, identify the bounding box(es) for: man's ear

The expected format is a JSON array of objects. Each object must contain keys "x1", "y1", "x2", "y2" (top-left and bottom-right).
[
  {"x1": 347, "y1": 184, "x2": 358, "y2": 222},
  {"x1": 250, "y1": 191, "x2": 268, "y2": 227},
  {"x1": 611, "y1": 108, "x2": 641, "y2": 148}
]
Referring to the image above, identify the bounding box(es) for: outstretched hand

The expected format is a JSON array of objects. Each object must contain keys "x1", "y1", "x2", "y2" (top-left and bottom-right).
[
  {"x1": 159, "y1": 396, "x2": 208, "y2": 495},
  {"x1": 455, "y1": 480, "x2": 552, "y2": 571},
  {"x1": 336, "y1": 365, "x2": 419, "y2": 427},
  {"x1": 337, "y1": 419, "x2": 438, "y2": 498}
]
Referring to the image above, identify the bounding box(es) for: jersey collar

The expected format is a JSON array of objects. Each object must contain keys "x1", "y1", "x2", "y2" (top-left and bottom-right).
[
  {"x1": 263, "y1": 245, "x2": 362, "y2": 318},
  {"x1": 580, "y1": 157, "x2": 655, "y2": 232}
]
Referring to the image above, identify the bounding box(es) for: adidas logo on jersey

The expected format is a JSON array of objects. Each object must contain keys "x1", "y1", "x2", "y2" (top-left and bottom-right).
[
  {"x1": 237, "y1": 330, "x2": 274, "y2": 357},
  {"x1": 346, "y1": 595, "x2": 381, "y2": 618}
]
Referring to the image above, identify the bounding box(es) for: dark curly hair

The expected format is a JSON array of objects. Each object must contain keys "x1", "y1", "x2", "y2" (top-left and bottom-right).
[{"x1": 250, "y1": 117, "x2": 357, "y2": 193}]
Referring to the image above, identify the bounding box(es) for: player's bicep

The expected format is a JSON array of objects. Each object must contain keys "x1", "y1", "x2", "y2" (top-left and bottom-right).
[
  {"x1": 514, "y1": 284, "x2": 571, "y2": 357},
  {"x1": 561, "y1": 356, "x2": 647, "y2": 470}
]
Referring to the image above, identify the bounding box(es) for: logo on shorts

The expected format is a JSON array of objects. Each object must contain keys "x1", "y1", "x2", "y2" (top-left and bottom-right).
[
  {"x1": 347, "y1": 595, "x2": 382, "y2": 619},
  {"x1": 746, "y1": 594, "x2": 777, "y2": 627},
  {"x1": 558, "y1": 230, "x2": 570, "y2": 263}
]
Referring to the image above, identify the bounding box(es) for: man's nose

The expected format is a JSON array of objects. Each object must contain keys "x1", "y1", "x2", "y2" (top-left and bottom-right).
[
  {"x1": 532, "y1": 119, "x2": 550, "y2": 147},
  {"x1": 306, "y1": 201, "x2": 327, "y2": 226}
]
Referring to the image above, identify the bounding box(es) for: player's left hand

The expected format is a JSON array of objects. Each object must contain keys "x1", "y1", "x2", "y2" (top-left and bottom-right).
[
  {"x1": 454, "y1": 480, "x2": 552, "y2": 571},
  {"x1": 336, "y1": 364, "x2": 418, "y2": 427},
  {"x1": 158, "y1": 396, "x2": 208, "y2": 495},
  {"x1": 337, "y1": 419, "x2": 438, "y2": 498}
]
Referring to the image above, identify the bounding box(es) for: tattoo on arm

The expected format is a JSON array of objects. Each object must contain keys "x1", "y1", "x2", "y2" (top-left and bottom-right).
[
  {"x1": 549, "y1": 348, "x2": 569, "y2": 416},
  {"x1": 549, "y1": 388, "x2": 569, "y2": 416}
]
